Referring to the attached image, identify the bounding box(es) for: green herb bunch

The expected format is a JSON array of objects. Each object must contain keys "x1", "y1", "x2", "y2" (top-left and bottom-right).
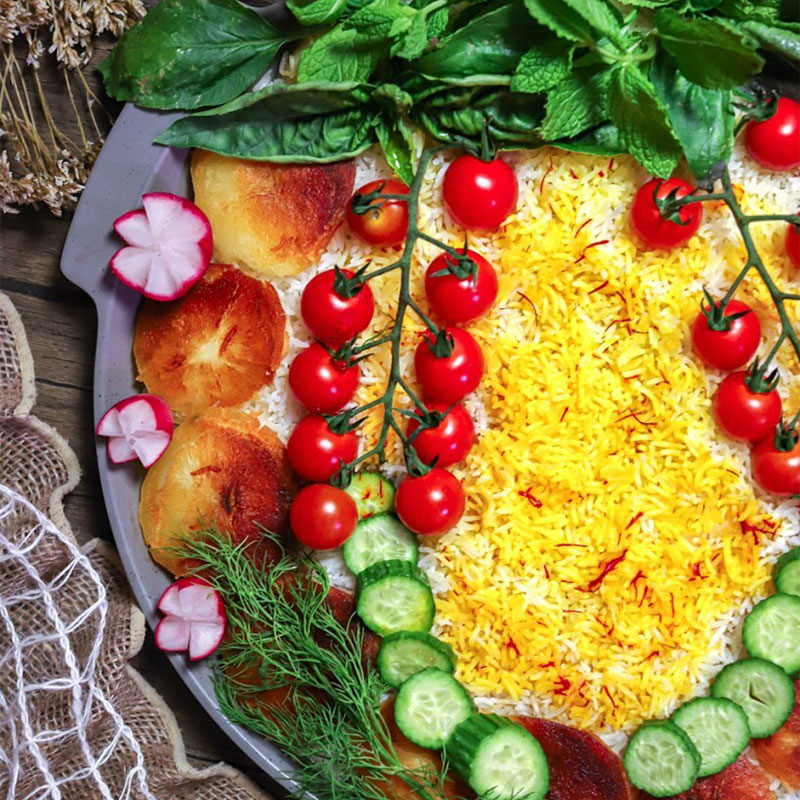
[{"x1": 100, "y1": 0, "x2": 798, "y2": 179}]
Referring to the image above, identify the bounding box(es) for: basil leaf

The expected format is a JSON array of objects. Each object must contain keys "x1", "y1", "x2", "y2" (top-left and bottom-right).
[
  {"x1": 98, "y1": 0, "x2": 295, "y2": 110},
  {"x1": 287, "y1": 0, "x2": 348, "y2": 26},
  {"x1": 156, "y1": 83, "x2": 378, "y2": 161},
  {"x1": 650, "y1": 53, "x2": 734, "y2": 179},
  {"x1": 297, "y1": 26, "x2": 387, "y2": 83},
  {"x1": 561, "y1": 0, "x2": 624, "y2": 44},
  {"x1": 654, "y1": 9, "x2": 764, "y2": 90},
  {"x1": 415, "y1": 0, "x2": 550, "y2": 83},
  {"x1": 609, "y1": 64, "x2": 681, "y2": 177},
  {"x1": 742, "y1": 20, "x2": 800, "y2": 60},
  {"x1": 511, "y1": 40, "x2": 574, "y2": 93},
  {"x1": 552, "y1": 121, "x2": 622, "y2": 155},
  {"x1": 375, "y1": 116, "x2": 417, "y2": 184},
  {"x1": 540, "y1": 65, "x2": 611, "y2": 139},
  {"x1": 522, "y1": 0, "x2": 594, "y2": 44}
]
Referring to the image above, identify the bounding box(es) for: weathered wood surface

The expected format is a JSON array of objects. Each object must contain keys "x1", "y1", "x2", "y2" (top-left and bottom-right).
[{"x1": 0, "y1": 31, "x2": 285, "y2": 797}]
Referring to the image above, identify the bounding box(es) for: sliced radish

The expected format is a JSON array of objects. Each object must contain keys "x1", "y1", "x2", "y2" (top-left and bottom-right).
[
  {"x1": 155, "y1": 576, "x2": 226, "y2": 661},
  {"x1": 96, "y1": 393, "x2": 174, "y2": 467},
  {"x1": 110, "y1": 192, "x2": 212, "y2": 301}
]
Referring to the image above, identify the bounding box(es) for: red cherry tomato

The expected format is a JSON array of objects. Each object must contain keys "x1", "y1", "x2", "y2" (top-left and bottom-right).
[
  {"x1": 287, "y1": 414, "x2": 358, "y2": 482},
  {"x1": 691, "y1": 299, "x2": 761, "y2": 371},
  {"x1": 289, "y1": 342, "x2": 359, "y2": 414},
  {"x1": 290, "y1": 484, "x2": 358, "y2": 549},
  {"x1": 631, "y1": 178, "x2": 703, "y2": 250},
  {"x1": 752, "y1": 434, "x2": 800, "y2": 496},
  {"x1": 443, "y1": 155, "x2": 518, "y2": 231},
  {"x1": 406, "y1": 402, "x2": 475, "y2": 468},
  {"x1": 395, "y1": 467, "x2": 465, "y2": 536},
  {"x1": 301, "y1": 269, "x2": 375, "y2": 347},
  {"x1": 745, "y1": 97, "x2": 800, "y2": 172},
  {"x1": 425, "y1": 250, "x2": 498, "y2": 325},
  {"x1": 713, "y1": 371, "x2": 782, "y2": 443},
  {"x1": 786, "y1": 223, "x2": 800, "y2": 269},
  {"x1": 346, "y1": 179, "x2": 409, "y2": 246},
  {"x1": 414, "y1": 327, "x2": 484, "y2": 404}
]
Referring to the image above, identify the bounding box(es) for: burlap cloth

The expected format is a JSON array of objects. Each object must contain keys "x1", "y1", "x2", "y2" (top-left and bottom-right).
[{"x1": 0, "y1": 291, "x2": 273, "y2": 800}]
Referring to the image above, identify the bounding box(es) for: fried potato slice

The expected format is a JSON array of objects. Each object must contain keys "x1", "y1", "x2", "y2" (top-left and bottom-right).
[
  {"x1": 134, "y1": 263, "x2": 286, "y2": 419},
  {"x1": 139, "y1": 406, "x2": 295, "y2": 576},
  {"x1": 191, "y1": 150, "x2": 356, "y2": 278}
]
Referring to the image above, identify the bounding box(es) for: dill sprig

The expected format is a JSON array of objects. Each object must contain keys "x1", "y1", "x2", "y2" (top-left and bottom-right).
[{"x1": 179, "y1": 528, "x2": 462, "y2": 800}]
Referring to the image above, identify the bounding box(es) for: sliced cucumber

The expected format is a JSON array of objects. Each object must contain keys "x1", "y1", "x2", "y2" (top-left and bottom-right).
[
  {"x1": 622, "y1": 720, "x2": 700, "y2": 798},
  {"x1": 394, "y1": 668, "x2": 472, "y2": 749},
  {"x1": 378, "y1": 631, "x2": 456, "y2": 688},
  {"x1": 711, "y1": 658, "x2": 796, "y2": 738},
  {"x1": 776, "y1": 547, "x2": 800, "y2": 597},
  {"x1": 345, "y1": 471, "x2": 396, "y2": 519},
  {"x1": 342, "y1": 515, "x2": 418, "y2": 576},
  {"x1": 446, "y1": 713, "x2": 549, "y2": 800},
  {"x1": 671, "y1": 697, "x2": 750, "y2": 777},
  {"x1": 356, "y1": 559, "x2": 434, "y2": 637},
  {"x1": 742, "y1": 594, "x2": 800, "y2": 674}
]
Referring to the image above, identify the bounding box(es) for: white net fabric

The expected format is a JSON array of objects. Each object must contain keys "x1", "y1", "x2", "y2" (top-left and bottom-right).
[{"x1": 0, "y1": 292, "x2": 271, "y2": 800}]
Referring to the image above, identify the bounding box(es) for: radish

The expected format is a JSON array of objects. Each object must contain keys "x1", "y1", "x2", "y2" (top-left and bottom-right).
[
  {"x1": 96, "y1": 393, "x2": 174, "y2": 467},
  {"x1": 155, "y1": 577, "x2": 227, "y2": 661},
  {"x1": 110, "y1": 192, "x2": 213, "y2": 301}
]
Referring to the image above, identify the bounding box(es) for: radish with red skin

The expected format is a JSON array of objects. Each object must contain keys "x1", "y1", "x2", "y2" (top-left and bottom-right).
[
  {"x1": 96, "y1": 393, "x2": 174, "y2": 467},
  {"x1": 155, "y1": 576, "x2": 227, "y2": 661},
  {"x1": 110, "y1": 192, "x2": 213, "y2": 301}
]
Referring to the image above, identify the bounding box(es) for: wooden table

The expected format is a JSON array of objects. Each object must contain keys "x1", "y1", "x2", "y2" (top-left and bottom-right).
[{"x1": 0, "y1": 34, "x2": 283, "y2": 799}]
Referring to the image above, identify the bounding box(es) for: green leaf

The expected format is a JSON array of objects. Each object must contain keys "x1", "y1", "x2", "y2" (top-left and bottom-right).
[
  {"x1": 522, "y1": 0, "x2": 594, "y2": 44},
  {"x1": 344, "y1": 0, "x2": 416, "y2": 37},
  {"x1": 98, "y1": 0, "x2": 295, "y2": 110},
  {"x1": 540, "y1": 65, "x2": 611, "y2": 138},
  {"x1": 654, "y1": 9, "x2": 764, "y2": 90},
  {"x1": 552, "y1": 121, "x2": 622, "y2": 155},
  {"x1": 717, "y1": 0, "x2": 783, "y2": 24},
  {"x1": 415, "y1": 0, "x2": 550, "y2": 82},
  {"x1": 511, "y1": 40, "x2": 574, "y2": 93},
  {"x1": 287, "y1": 0, "x2": 348, "y2": 25},
  {"x1": 426, "y1": 7, "x2": 450, "y2": 39},
  {"x1": 741, "y1": 20, "x2": 800, "y2": 60},
  {"x1": 561, "y1": 0, "x2": 623, "y2": 44},
  {"x1": 393, "y1": 10, "x2": 431, "y2": 59},
  {"x1": 297, "y1": 26, "x2": 387, "y2": 83},
  {"x1": 650, "y1": 53, "x2": 734, "y2": 179},
  {"x1": 375, "y1": 116, "x2": 417, "y2": 184},
  {"x1": 155, "y1": 82, "x2": 378, "y2": 161},
  {"x1": 688, "y1": 0, "x2": 724, "y2": 9},
  {"x1": 609, "y1": 64, "x2": 682, "y2": 177}
]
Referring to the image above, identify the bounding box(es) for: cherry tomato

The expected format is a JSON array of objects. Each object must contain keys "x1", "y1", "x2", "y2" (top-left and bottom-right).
[
  {"x1": 346, "y1": 179, "x2": 409, "y2": 246},
  {"x1": 786, "y1": 223, "x2": 800, "y2": 269},
  {"x1": 406, "y1": 402, "x2": 475, "y2": 468},
  {"x1": 414, "y1": 327, "x2": 484, "y2": 404},
  {"x1": 752, "y1": 434, "x2": 800, "y2": 496},
  {"x1": 691, "y1": 299, "x2": 761, "y2": 371},
  {"x1": 745, "y1": 97, "x2": 800, "y2": 172},
  {"x1": 395, "y1": 467, "x2": 465, "y2": 536},
  {"x1": 287, "y1": 414, "x2": 358, "y2": 482},
  {"x1": 301, "y1": 269, "x2": 374, "y2": 347},
  {"x1": 289, "y1": 342, "x2": 359, "y2": 414},
  {"x1": 631, "y1": 178, "x2": 703, "y2": 250},
  {"x1": 443, "y1": 155, "x2": 518, "y2": 231},
  {"x1": 290, "y1": 484, "x2": 358, "y2": 549},
  {"x1": 713, "y1": 371, "x2": 782, "y2": 443},
  {"x1": 425, "y1": 250, "x2": 498, "y2": 324}
]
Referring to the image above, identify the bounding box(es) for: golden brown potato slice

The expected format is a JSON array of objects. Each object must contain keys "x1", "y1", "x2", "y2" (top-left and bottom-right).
[
  {"x1": 134, "y1": 263, "x2": 286, "y2": 419},
  {"x1": 140, "y1": 407, "x2": 295, "y2": 576},
  {"x1": 190, "y1": 149, "x2": 356, "y2": 278}
]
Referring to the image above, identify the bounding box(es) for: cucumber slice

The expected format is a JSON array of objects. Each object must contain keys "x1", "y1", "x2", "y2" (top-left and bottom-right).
[
  {"x1": 345, "y1": 471, "x2": 395, "y2": 519},
  {"x1": 742, "y1": 594, "x2": 800, "y2": 674},
  {"x1": 378, "y1": 631, "x2": 456, "y2": 688},
  {"x1": 671, "y1": 697, "x2": 750, "y2": 777},
  {"x1": 394, "y1": 668, "x2": 472, "y2": 749},
  {"x1": 776, "y1": 547, "x2": 800, "y2": 597},
  {"x1": 622, "y1": 720, "x2": 700, "y2": 798},
  {"x1": 446, "y1": 713, "x2": 549, "y2": 800},
  {"x1": 356, "y1": 559, "x2": 434, "y2": 637},
  {"x1": 342, "y1": 515, "x2": 418, "y2": 576},
  {"x1": 711, "y1": 658, "x2": 796, "y2": 738}
]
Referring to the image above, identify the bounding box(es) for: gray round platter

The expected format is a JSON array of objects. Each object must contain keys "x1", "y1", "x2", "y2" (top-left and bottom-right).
[{"x1": 60, "y1": 102, "x2": 300, "y2": 798}]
